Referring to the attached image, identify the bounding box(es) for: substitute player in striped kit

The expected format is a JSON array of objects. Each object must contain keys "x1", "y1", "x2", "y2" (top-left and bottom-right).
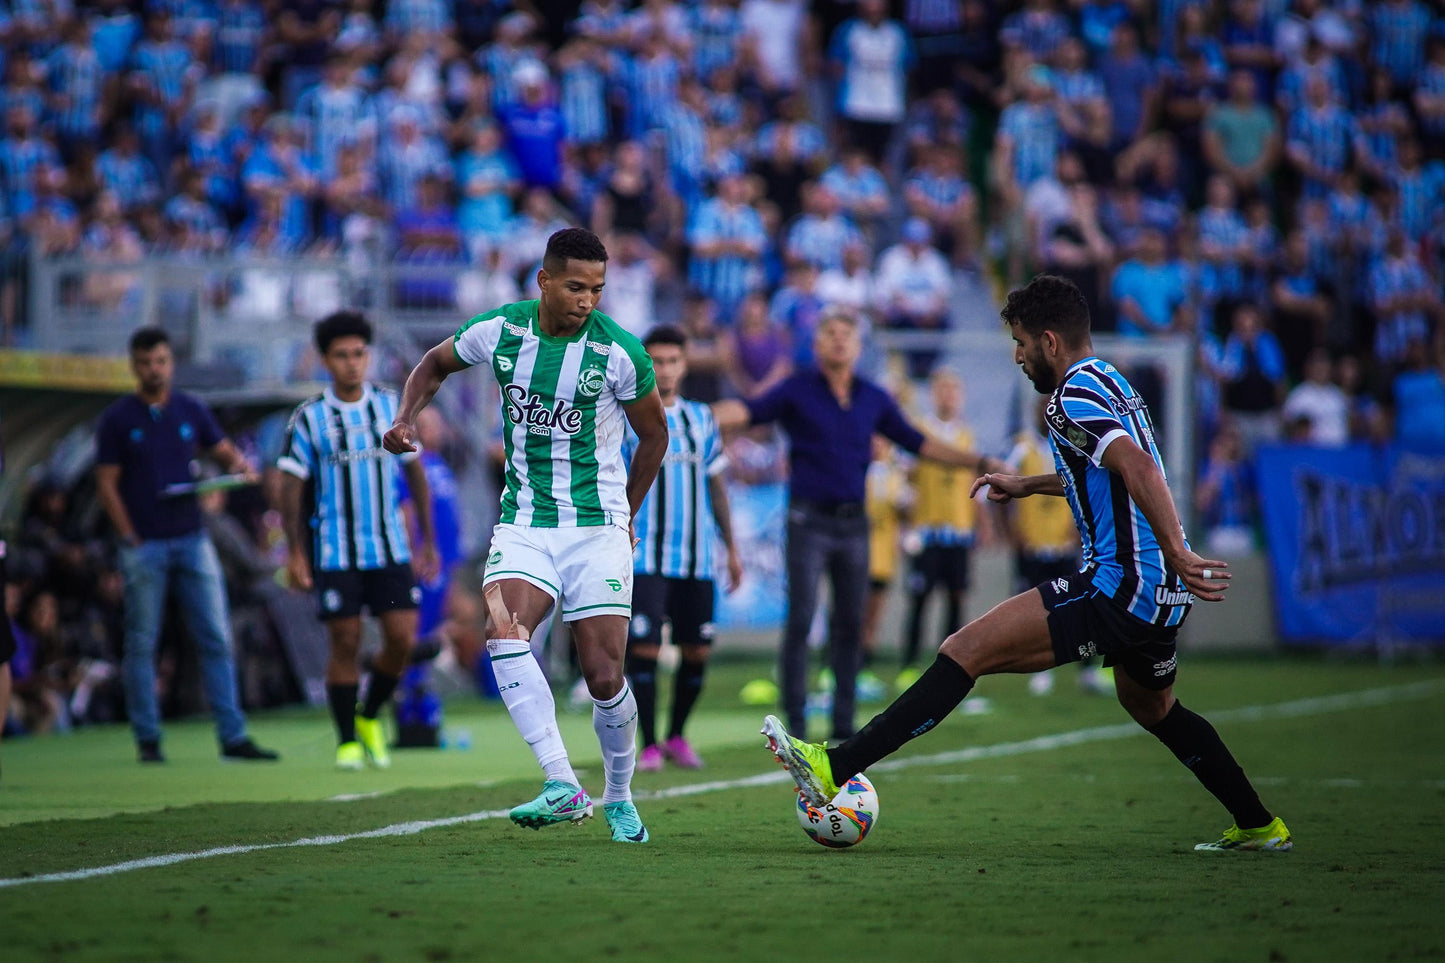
[
  {"x1": 764, "y1": 275, "x2": 1292, "y2": 854},
  {"x1": 279, "y1": 312, "x2": 439, "y2": 771},
  {"x1": 622, "y1": 326, "x2": 743, "y2": 773},
  {"x1": 385, "y1": 229, "x2": 669, "y2": 844}
]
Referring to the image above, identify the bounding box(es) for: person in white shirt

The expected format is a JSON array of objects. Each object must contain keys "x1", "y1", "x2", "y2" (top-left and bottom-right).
[
  {"x1": 1282, "y1": 347, "x2": 1350, "y2": 446},
  {"x1": 875, "y1": 218, "x2": 953, "y2": 377},
  {"x1": 818, "y1": 241, "x2": 876, "y2": 326}
]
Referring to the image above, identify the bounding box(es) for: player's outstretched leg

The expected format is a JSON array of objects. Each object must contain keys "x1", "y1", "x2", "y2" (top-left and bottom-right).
[
  {"x1": 1119, "y1": 671, "x2": 1291, "y2": 853},
  {"x1": 763, "y1": 651, "x2": 976, "y2": 806},
  {"x1": 488, "y1": 637, "x2": 589, "y2": 828}
]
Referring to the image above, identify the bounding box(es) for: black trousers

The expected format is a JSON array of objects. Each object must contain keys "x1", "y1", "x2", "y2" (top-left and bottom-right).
[{"x1": 782, "y1": 503, "x2": 870, "y2": 740}]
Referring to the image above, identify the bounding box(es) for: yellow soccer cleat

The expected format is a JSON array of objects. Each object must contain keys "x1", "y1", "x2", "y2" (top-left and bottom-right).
[
  {"x1": 761, "y1": 715, "x2": 841, "y2": 807},
  {"x1": 1195, "y1": 816, "x2": 1293, "y2": 852},
  {"x1": 354, "y1": 715, "x2": 391, "y2": 769},
  {"x1": 335, "y1": 741, "x2": 365, "y2": 771}
]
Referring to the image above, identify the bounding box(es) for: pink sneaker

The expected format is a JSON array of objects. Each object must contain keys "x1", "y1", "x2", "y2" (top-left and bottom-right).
[
  {"x1": 663, "y1": 735, "x2": 704, "y2": 769},
  {"x1": 638, "y1": 744, "x2": 664, "y2": 772}
]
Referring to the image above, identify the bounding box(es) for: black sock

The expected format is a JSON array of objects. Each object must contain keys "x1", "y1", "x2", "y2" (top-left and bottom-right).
[
  {"x1": 360, "y1": 670, "x2": 400, "y2": 719},
  {"x1": 828, "y1": 654, "x2": 974, "y2": 781},
  {"x1": 668, "y1": 658, "x2": 707, "y2": 739},
  {"x1": 328, "y1": 683, "x2": 359, "y2": 744},
  {"x1": 1147, "y1": 701, "x2": 1272, "y2": 829},
  {"x1": 626, "y1": 652, "x2": 658, "y2": 747}
]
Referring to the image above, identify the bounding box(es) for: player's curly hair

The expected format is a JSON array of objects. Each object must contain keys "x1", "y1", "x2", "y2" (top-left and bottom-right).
[
  {"x1": 314, "y1": 310, "x2": 373, "y2": 354},
  {"x1": 999, "y1": 274, "x2": 1091, "y2": 347},
  {"x1": 543, "y1": 228, "x2": 609, "y2": 274}
]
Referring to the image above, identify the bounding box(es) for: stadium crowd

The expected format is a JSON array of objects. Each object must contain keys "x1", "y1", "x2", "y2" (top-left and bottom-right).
[{"x1": 6, "y1": 0, "x2": 1445, "y2": 735}]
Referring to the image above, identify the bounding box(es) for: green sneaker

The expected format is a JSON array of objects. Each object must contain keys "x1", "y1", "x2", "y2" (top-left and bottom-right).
[
  {"x1": 1195, "y1": 816, "x2": 1293, "y2": 852},
  {"x1": 761, "y1": 714, "x2": 841, "y2": 807},
  {"x1": 509, "y1": 780, "x2": 593, "y2": 830},
  {"x1": 354, "y1": 715, "x2": 390, "y2": 769},
  {"x1": 603, "y1": 801, "x2": 650, "y2": 843},
  {"x1": 335, "y1": 741, "x2": 364, "y2": 771}
]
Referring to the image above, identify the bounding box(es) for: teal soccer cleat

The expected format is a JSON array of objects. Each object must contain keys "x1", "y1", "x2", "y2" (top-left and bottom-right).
[{"x1": 509, "y1": 780, "x2": 593, "y2": 830}]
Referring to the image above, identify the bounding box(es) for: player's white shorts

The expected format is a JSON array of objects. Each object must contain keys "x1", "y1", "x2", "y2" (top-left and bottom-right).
[{"x1": 483, "y1": 522, "x2": 633, "y2": 622}]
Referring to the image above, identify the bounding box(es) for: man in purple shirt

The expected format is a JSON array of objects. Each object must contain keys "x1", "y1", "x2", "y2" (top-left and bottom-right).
[
  {"x1": 714, "y1": 312, "x2": 999, "y2": 740},
  {"x1": 94, "y1": 327, "x2": 278, "y2": 765}
]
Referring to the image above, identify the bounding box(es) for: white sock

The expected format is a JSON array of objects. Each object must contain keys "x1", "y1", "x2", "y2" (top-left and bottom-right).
[
  {"x1": 488, "y1": 639, "x2": 577, "y2": 786},
  {"x1": 592, "y1": 681, "x2": 638, "y2": 804}
]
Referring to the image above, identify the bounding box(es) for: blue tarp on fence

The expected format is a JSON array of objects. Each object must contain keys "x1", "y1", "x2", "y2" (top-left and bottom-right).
[{"x1": 1257, "y1": 444, "x2": 1445, "y2": 643}]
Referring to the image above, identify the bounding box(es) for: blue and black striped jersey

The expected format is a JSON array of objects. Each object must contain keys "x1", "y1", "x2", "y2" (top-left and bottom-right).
[
  {"x1": 623, "y1": 398, "x2": 727, "y2": 581},
  {"x1": 1045, "y1": 357, "x2": 1193, "y2": 627},
  {"x1": 277, "y1": 384, "x2": 416, "y2": 573}
]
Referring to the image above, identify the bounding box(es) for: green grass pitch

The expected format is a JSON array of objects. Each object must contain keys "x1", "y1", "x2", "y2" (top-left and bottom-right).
[{"x1": 2, "y1": 655, "x2": 1443, "y2": 962}]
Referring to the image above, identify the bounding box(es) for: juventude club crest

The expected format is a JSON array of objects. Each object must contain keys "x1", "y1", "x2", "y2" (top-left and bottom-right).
[{"x1": 577, "y1": 366, "x2": 606, "y2": 398}]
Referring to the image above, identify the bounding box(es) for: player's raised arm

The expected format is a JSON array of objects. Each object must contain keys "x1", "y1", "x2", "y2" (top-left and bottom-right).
[
  {"x1": 917, "y1": 436, "x2": 1007, "y2": 475},
  {"x1": 384, "y1": 339, "x2": 471, "y2": 454},
  {"x1": 1099, "y1": 437, "x2": 1230, "y2": 602}
]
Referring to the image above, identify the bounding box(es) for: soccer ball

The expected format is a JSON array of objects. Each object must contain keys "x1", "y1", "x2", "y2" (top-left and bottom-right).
[{"x1": 795, "y1": 774, "x2": 879, "y2": 848}]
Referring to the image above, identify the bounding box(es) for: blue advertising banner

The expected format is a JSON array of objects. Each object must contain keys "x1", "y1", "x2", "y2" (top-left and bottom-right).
[
  {"x1": 715, "y1": 481, "x2": 788, "y2": 630},
  {"x1": 1256, "y1": 444, "x2": 1445, "y2": 643}
]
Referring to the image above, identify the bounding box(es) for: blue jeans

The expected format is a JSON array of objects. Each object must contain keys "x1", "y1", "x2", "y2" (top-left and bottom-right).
[{"x1": 118, "y1": 532, "x2": 247, "y2": 747}]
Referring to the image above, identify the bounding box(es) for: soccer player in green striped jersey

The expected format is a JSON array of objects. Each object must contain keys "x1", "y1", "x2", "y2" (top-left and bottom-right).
[{"x1": 385, "y1": 229, "x2": 669, "y2": 843}]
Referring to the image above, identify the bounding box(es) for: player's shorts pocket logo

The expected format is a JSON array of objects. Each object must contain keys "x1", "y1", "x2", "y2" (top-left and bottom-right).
[
  {"x1": 488, "y1": 549, "x2": 502, "y2": 566},
  {"x1": 605, "y1": 578, "x2": 623, "y2": 592}
]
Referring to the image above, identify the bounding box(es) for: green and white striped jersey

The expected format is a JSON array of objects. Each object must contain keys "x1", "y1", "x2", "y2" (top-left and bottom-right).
[{"x1": 454, "y1": 300, "x2": 656, "y2": 528}]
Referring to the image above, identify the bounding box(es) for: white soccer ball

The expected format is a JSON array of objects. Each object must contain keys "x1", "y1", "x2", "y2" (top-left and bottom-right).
[{"x1": 795, "y1": 774, "x2": 879, "y2": 848}]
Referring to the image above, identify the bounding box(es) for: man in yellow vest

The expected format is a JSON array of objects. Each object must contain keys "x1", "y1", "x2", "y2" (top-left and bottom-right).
[
  {"x1": 863, "y1": 437, "x2": 910, "y2": 698},
  {"x1": 899, "y1": 370, "x2": 981, "y2": 690}
]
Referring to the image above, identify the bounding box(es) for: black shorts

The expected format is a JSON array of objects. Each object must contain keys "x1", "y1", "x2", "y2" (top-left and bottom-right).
[
  {"x1": 1015, "y1": 552, "x2": 1078, "y2": 593},
  {"x1": 627, "y1": 574, "x2": 716, "y2": 649},
  {"x1": 1036, "y1": 574, "x2": 1180, "y2": 691},
  {"x1": 0, "y1": 551, "x2": 14, "y2": 666},
  {"x1": 906, "y1": 543, "x2": 971, "y2": 595},
  {"x1": 315, "y1": 563, "x2": 420, "y2": 621}
]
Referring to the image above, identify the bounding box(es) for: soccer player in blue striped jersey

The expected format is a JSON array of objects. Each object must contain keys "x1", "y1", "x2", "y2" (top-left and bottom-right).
[
  {"x1": 763, "y1": 276, "x2": 1292, "y2": 854},
  {"x1": 278, "y1": 312, "x2": 439, "y2": 771},
  {"x1": 622, "y1": 326, "x2": 743, "y2": 772}
]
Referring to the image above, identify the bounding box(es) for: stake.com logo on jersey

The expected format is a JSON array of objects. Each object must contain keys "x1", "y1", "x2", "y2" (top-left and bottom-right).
[{"x1": 504, "y1": 383, "x2": 584, "y2": 436}]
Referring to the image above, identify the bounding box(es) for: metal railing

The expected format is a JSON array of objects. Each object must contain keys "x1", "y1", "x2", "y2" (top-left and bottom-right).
[{"x1": 28, "y1": 251, "x2": 1195, "y2": 528}]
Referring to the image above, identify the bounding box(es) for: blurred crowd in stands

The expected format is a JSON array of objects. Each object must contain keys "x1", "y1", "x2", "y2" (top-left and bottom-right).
[{"x1": 6, "y1": 0, "x2": 1445, "y2": 733}]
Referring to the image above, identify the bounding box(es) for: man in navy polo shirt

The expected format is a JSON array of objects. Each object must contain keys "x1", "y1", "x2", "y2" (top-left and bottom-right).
[
  {"x1": 95, "y1": 327, "x2": 279, "y2": 764},
  {"x1": 714, "y1": 312, "x2": 1000, "y2": 740}
]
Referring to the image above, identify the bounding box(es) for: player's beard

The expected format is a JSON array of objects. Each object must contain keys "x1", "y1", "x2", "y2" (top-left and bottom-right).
[{"x1": 1023, "y1": 344, "x2": 1058, "y2": 394}]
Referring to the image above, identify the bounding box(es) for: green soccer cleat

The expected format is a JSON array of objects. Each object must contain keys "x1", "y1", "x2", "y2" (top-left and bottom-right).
[
  {"x1": 1195, "y1": 816, "x2": 1293, "y2": 852},
  {"x1": 509, "y1": 780, "x2": 593, "y2": 830},
  {"x1": 354, "y1": 715, "x2": 391, "y2": 769},
  {"x1": 761, "y1": 714, "x2": 841, "y2": 807},
  {"x1": 335, "y1": 741, "x2": 365, "y2": 771},
  {"x1": 603, "y1": 801, "x2": 650, "y2": 843}
]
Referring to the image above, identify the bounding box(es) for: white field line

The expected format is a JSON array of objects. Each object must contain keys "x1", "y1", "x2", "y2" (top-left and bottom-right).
[{"x1": 2, "y1": 679, "x2": 1440, "y2": 890}]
